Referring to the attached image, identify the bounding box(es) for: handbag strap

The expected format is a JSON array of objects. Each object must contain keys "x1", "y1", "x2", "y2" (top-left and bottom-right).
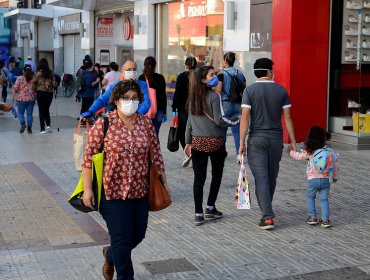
[
  {"x1": 142, "y1": 117, "x2": 155, "y2": 163},
  {"x1": 203, "y1": 111, "x2": 214, "y2": 123}
]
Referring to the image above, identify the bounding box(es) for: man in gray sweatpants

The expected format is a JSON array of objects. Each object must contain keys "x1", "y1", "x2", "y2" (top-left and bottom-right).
[{"x1": 239, "y1": 58, "x2": 296, "y2": 230}]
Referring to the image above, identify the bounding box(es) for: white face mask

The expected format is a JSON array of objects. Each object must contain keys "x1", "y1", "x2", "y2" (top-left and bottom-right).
[
  {"x1": 124, "y1": 70, "x2": 138, "y2": 80},
  {"x1": 118, "y1": 99, "x2": 139, "y2": 116}
]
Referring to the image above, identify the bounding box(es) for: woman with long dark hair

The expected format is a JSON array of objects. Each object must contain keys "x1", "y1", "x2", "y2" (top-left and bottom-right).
[
  {"x1": 138, "y1": 56, "x2": 167, "y2": 134},
  {"x1": 11, "y1": 65, "x2": 36, "y2": 133},
  {"x1": 172, "y1": 56, "x2": 197, "y2": 167},
  {"x1": 184, "y1": 66, "x2": 239, "y2": 225},
  {"x1": 32, "y1": 58, "x2": 57, "y2": 134}
]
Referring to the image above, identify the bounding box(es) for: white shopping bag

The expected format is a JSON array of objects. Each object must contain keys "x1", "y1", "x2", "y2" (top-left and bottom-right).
[
  {"x1": 235, "y1": 157, "x2": 251, "y2": 209},
  {"x1": 73, "y1": 121, "x2": 89, "y2": 171}
]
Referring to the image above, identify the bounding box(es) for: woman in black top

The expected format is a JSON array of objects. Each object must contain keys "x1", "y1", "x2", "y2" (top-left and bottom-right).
[
  {"x1": 172, "y1": 56, "x2": 197, "y2": 167},
  {"x1": 138, "y1": 56, "x2": 167, "y2": 134}
]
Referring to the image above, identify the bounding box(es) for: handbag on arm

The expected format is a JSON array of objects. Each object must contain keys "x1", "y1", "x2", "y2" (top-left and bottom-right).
[{"x1": 143, "y1": 117, "x2": 172, "y2": 211}]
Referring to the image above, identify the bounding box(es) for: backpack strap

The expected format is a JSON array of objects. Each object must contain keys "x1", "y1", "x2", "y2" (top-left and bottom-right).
[{"x1": 99, "y1": 116, "x2": 109, "y2": 152}]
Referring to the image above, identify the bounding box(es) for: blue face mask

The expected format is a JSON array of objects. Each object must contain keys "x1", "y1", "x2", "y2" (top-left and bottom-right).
[{"x1": 207, "y1": 76, "x2": 219, "y2": 87}]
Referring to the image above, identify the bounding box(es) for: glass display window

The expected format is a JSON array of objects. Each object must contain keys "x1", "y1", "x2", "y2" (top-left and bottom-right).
[{"x1": 158, "y1": 0, "x2": 224, "y2": 85}]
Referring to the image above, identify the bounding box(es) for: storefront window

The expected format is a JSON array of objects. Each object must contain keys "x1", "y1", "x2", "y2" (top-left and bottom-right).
[
  {"x1": 159, "y1": 0, "x2": 224, "y2": 85},
  {"x1": 329, "y1": 0, "x2": 370, "y2": 140}
]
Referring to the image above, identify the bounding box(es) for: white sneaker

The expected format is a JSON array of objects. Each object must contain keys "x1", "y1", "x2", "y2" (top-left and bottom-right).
[
  {"x1": 348, "y1": 100, "x2": 361, "y2": 108},
  {"x1": 363, "y1": 40, "x2": 370, "y2": 48},
  {"x1": 348, "y1": 15, "x2": 358, "y2": 23},
  {"x1": 345, "y1": 54, "x2": 357, "y2": 61},
  {"x1": 364, "y1": 0, "x2": 370, "y2": 8},
  {"x1": 344, "y1": 26, "x2": 359, "y2": 36},
  {"x1": 182, "y1": 155, "x2": 192, "y2": 167},
  {"x1": 346, "y1": 40, "x2": 357, "y2": 48},
  {"x1": 40, "y1": 130, "x2": 46, "y2": 134},
  {"x1": 363, "y1": 54, "x2": 370, "y2": 61},
  {"x1": 46, "y1": 126, "x2": 51, "y2": 131},
  {"x1": 363, "y1": 27, "x2": 370, "y2": 36},
  {"x1": 346, "y1": 1, "x2": 362, "y2": 9}
]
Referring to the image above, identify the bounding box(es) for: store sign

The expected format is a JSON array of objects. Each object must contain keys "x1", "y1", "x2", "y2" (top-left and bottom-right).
[
  {"x1": 123, "y1": 17, "x2": 132, "y2": 40},
  {"x1": 180, "y1": 3, "x2": 207, "y2": 18},
  {"x1": 97, "y1": 17, "x2": 113, "y2": 37},
  {"x1": 58, "y1": 14, "x2": 81, "y2": 35}
]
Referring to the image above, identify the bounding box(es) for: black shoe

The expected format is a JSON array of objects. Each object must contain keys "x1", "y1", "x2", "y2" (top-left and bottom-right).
[
  {"x1": 27, "y1": 127, "x2": 32, "y2": 134},
  {"x1": 204, "y1": 207, "x2": 223, "y2": 219},
  {"x1": 307, "y1": 217, "x2": 318, "y2": 225},
  {"x1": 258, "y1": 218, "x2": 274, "y2": 230},
  {"x1": 194, "y1": 215, "x2": 204, "y2": 226},
  {"x1": 20, "y1": 123, "x2": 26, "y2": 133}
]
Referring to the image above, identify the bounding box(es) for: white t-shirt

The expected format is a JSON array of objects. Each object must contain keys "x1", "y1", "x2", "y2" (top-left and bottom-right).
[{"x1": 104, "y1": 71, "x2": 121, "y2": 89}]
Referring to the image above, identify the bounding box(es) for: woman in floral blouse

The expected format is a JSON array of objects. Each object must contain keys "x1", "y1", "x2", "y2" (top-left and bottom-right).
[
  {"x1": 82, "y1": 79, "x2": 167, "y2": 280},
  {"x1": 11, "y1": 65, "x2": 36, "y2": 134}
]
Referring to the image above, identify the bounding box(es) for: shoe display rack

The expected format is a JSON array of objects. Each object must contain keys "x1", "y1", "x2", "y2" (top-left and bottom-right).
[{"x1": 343, "y1": 0, "x2": 370, "y2": 64}]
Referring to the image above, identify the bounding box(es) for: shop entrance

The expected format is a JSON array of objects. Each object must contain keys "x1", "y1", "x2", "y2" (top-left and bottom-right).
[{"x1": 328, "y1": 0, "x2": 370, "y2": 147}]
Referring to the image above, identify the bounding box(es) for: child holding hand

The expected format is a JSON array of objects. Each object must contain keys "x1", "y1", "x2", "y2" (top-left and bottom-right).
[{"x1": 288, "y1": 126, "x2": 339, "y2": 228}]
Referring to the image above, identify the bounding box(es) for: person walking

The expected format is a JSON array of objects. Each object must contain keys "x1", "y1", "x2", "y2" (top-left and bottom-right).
[
  {"x1": 8, "y1": 57, "x2": 16, "y2": 72},
  {"x1": 32, "y1": 58, "x2": 57, "y2": 134},
  {"x1": 102, "y1": 62, "x2": 121, "y2": 92},
  {"x1": 80, "y1": 59, "x2": 150, "y2": 119},
  {"x1": 288, "y1": 126, "x2": 339, "y2": 228},
  {"x1": 11, "y1": 65, "x2": 36, "y2": 133},
  {"x1": 216, "y1": 52, "x2": 246, "y2": 163},
  {"x1": 79, "y1": 59, "x2": 100, "y2": 116},
  {"x1": 185, "y1": 66, "x2": 239, "y2": 226},
  {"x1": 0, "y1": 60, "x2": 12, "y2": 103},
  {"x1": 82, "y1": 79, "x2": 168, "y2": 280},
  {"x1": 239, "y1": 58, "x2": 296, "y2": 230},
  {"x1": 172, "y1": 56, "x2": 197, "y2": 167},
  {"x1": 25, "y1": 56, "x2": 36, "y2": 73},
  {"x1": 138, "y1": 56, "x2": 167, "y2": 135}
]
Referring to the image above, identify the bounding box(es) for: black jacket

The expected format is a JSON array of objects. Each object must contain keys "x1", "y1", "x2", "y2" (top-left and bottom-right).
[
  {"x1": 139, "y1": 73, "x2": 167, "y2": 114},
  {"x1": 172, "y1": 71, "x2": 190, "y2": 114}
]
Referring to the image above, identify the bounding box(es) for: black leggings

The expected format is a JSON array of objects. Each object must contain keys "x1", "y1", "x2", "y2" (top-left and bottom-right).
[
  {"x1": 192, "y1": 144, "x2": 227, "y2": 213},
  {"x1": 36, "y1": 91, "x2": 53, "y2": 131},
  {"x1": 81, "y1": 97, "x2": 95, "y2": 115}
]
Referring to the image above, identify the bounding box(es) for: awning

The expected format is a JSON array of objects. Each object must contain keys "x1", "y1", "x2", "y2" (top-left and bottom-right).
[
  {"x1": 46, "y1": 0, "x2": 134, "y2": 13},
  {"x1": 46, "y1": 0, "x2": 97, "y2": 11},
  {"x1": 3, "y1": 8, "x2": 54, "y2": 21}
]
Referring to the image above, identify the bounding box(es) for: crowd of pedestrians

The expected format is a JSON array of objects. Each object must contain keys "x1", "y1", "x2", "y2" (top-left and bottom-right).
[{"x1": 0, "y1": 52, "x2": 340, "y2": 280}]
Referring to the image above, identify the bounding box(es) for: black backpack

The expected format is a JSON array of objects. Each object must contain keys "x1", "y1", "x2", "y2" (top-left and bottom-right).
[{"x1": 224, "y1": 70, "x2": 245, "y2": 103}]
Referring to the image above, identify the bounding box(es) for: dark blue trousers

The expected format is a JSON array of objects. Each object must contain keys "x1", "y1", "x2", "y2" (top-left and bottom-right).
[{"x1": 100, "y1": 191, "x2": 149, "y2": 280}]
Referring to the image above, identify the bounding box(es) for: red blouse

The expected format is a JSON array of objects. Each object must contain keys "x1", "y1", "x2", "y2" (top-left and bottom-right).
[{"x1": 82, "y1": 111, "x2": 165, "y2": 200}]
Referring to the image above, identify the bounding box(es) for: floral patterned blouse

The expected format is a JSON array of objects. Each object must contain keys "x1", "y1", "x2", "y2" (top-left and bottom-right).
[
  {"x1": 13, "y1": 76, "x2": 36, "y2": 102},
  {"x1": 32, "y1": 71, "x2": 57, "y2": 92},
  {"x1": 82, "y1": 111, "x2": 165, "y2": 200}
]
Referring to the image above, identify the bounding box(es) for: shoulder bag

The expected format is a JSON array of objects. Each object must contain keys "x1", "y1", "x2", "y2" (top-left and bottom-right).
[
  {"x1": 143, "y1": 117, "x2": 172, "y2": 211},
  {"x1": 145, "y1": 77, "x2": 158, "y2": 119}
]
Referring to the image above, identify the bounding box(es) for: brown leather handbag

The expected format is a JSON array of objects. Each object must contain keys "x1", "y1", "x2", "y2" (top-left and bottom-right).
[{"x1": 143, "y1": 118, "x2": 172, "y2": 211}]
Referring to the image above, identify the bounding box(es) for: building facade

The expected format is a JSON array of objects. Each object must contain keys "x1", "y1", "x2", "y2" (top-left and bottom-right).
[{"x1": 2, "y1": 0, "x2": 370, "y2": 147}]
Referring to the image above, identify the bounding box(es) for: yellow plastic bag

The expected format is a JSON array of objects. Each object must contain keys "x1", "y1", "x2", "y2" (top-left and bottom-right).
[{"x1": 68, "y1": 151, "x2": 104, "y2": 213}]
